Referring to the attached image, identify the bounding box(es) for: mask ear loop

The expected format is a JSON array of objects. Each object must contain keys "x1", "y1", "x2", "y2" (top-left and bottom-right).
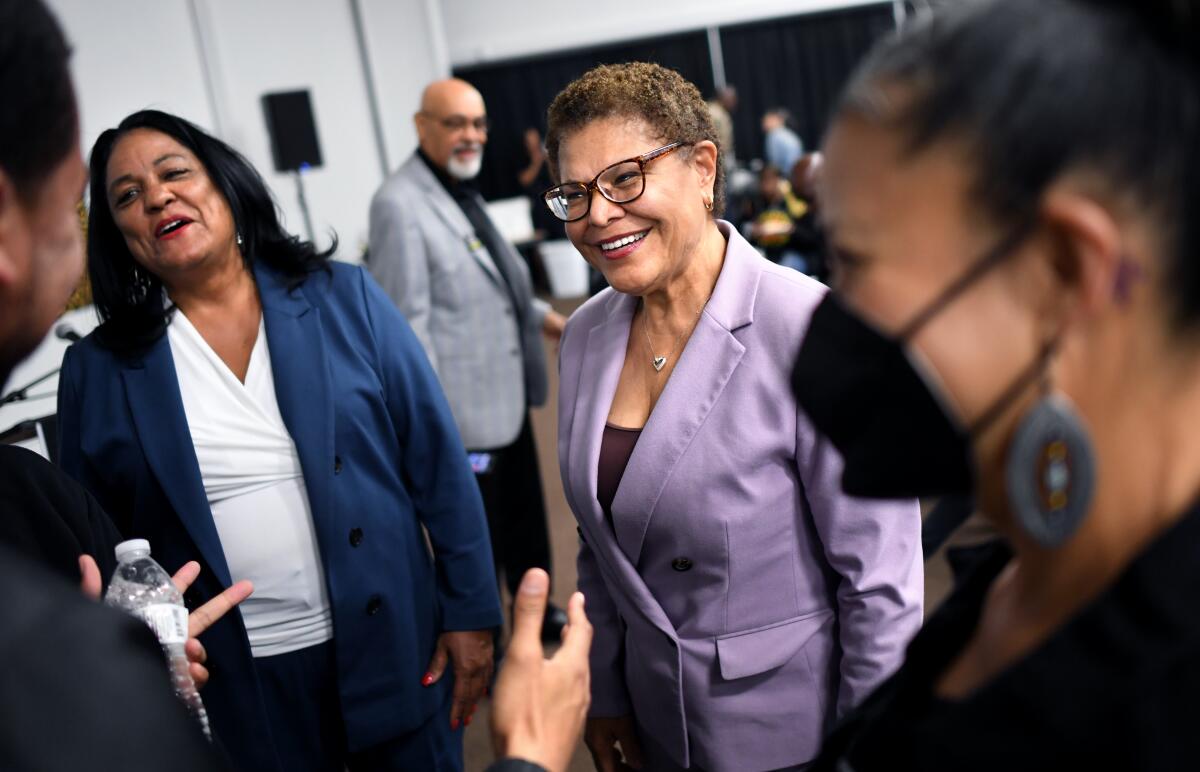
[
  {"x1": 966, "y1": 335, "x2": 1059, "y2": 438},
  {"x1": 898, "y1": 217, "x2": 1039, "y2": 341}
]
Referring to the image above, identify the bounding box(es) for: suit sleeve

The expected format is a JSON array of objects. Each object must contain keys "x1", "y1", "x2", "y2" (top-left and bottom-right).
[
  {"x1": 558, "y1": 315, "x2": 631, "y2": 717},
  {"x1": 796, "y1": 410, "x2": 923, "y2": 717},
  {"x1": 368, "y1": 189, "x2": 440, "y2": 374},
  {"x1": 358, "y1": 267, "x2": 502, "y2": 632}
]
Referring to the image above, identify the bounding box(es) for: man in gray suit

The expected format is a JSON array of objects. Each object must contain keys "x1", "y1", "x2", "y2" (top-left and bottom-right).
[{"x1": 369, "y1": 79, "x2": 568, "y2": 639}]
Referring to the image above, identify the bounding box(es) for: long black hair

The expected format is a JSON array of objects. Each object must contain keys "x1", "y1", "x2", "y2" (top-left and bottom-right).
[
  {"x1": 87, "y1": 110, "x2": 335, "y2": 351},
  {"x1": 839, "y1": 0, "x2": 1200, "y2": 327}
]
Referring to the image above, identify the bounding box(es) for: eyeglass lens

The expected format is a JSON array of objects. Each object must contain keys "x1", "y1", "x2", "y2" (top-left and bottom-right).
[
  {"x1": 546, "y1": 160, "x2": 645, "y2": 222},
  {"x1": 441, "y1": 116, "x2": 488, "y2": 132}
]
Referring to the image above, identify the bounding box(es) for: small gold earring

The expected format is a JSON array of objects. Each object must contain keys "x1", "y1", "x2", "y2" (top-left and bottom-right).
[{"x1": 703, "y1": 196, "x2": 714, "y2": 212}]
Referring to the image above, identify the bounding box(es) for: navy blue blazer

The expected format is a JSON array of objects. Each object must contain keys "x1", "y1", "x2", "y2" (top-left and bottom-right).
[{"x1": 57, "y1": 261, "x2": 501, "y2": 771}]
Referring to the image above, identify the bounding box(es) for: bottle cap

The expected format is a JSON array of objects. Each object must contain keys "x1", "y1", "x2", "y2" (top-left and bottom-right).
[{"x1": 114, "y1": 538, "x2": 151, "y2": 562}]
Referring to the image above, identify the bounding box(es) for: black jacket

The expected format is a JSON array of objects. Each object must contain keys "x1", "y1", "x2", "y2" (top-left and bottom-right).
[
  {"x1": 0, "y1": 545, "x2": 225, "y2": 769},
  {"x1": 0, "y1": 445, "x2": 122, "y2": 582}
]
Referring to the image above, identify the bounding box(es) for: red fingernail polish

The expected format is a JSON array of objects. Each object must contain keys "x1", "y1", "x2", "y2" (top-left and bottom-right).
[
  {"x1": 451, "y1": 719, "x2": 459, "y2": 730},
  {"x1": 422, "y1": 674, "x2": 435, "y2": 686}
]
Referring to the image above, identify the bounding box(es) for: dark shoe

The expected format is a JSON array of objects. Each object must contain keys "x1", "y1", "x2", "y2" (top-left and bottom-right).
[{"x1": 541, "y1": 604, "x2": 568, "y2": 642}]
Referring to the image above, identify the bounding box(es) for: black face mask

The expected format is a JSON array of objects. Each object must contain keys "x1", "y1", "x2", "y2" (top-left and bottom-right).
[{"x1": 792, "y1": 223, "x2": 1044, "y2": 499}]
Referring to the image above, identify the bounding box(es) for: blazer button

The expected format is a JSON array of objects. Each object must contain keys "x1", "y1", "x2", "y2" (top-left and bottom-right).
[
  {"x1": 366, "y1": 594, "x2": 383, "y2": 615},
  {"x1": 349, "y1": 527, "x2": 364, "y2": 547},
  {"x1": 671, "y1": 557, "x2": 693, "y2": 572},
  {"x1": 334, "y1": 455, "x2": 343, "y2": 474}
]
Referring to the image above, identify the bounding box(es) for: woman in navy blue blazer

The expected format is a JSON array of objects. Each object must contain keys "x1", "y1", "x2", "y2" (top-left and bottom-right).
[{"x1": 57, "y1": 110, "x2": 501, "y2": 772}]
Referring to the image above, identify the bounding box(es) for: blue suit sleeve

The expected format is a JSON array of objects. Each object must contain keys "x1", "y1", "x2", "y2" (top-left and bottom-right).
[{"x1": 357, "y1": 266, "x2": 503, "y2": 632}]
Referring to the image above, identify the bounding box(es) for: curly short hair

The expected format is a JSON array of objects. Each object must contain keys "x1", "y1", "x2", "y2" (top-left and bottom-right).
[{"x1": 546, "y1": 62, "x2": 726, "y2": 216}]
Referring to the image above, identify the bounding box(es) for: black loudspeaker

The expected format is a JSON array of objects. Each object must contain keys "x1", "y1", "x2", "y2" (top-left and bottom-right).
[{"x1": 261, "y1": 89, "x2": 323, "y2": 172}]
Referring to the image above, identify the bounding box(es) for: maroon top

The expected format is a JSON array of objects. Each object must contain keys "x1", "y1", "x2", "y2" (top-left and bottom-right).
[{"x1": 598, "y1": 423, "x2": 642, "y2": 518}]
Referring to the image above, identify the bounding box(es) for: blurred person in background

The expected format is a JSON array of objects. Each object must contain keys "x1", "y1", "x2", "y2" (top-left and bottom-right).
[
  {"x1": 739, "y1": 164, "x2": 810, "y2": 272},
  {"x1": 516, "y1": 126, "x2": 561, "y2": 295},
  {"x1": 369, "y1": 80, "x2": 570, "y2": 642},
  {"x1": 761, "y1": 107, "x2": 804, "y2": 179},
  {"x1": 707, "y1": 85, "x2": 739, "y2": 170},
  {"x1": 789, "y1": 152, "x2": 829, "y2": 281},
  {"x1": 58, "y1": 108, "x2": 501, "y2": 772},
  {"x1": 795, "y1": 1, "x2": 1200, "y2": 769},
  {"x1": 544, "y1": 62, "x2": 923, "y2": 772}
]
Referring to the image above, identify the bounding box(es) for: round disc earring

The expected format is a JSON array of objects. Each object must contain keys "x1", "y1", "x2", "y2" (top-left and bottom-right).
[{"x1": 1005, "y1": 393, "x2": 1096, "y2": 548}]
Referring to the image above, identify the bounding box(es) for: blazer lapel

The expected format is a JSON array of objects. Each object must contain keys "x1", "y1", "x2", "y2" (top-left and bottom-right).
[
  {"x1": 256, "y1": 265, "x2": 334, "y2": 538},
  {"x1": 121, "y1": 338, "x2": 233, "y2": 587},
  {"x1": 566, "y1": 292, "x2": 684, "y2": 639},
  {"x1": 610, "y1": 223, "x2": 761, "y2": 564},
  {"x1": 410, "y1": 158, "x2": 504, "y2": 286},
  {"x1": 567, "y1": 292, "x2": 636, "y2": 541},
  {"x1": 610, "y1": 318, "x2": 746, "y2": 562}
]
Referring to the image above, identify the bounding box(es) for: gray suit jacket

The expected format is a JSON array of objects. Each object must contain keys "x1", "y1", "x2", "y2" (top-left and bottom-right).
[{"x1": 368, "y1": 153, "x2": 549, "y2": 450}]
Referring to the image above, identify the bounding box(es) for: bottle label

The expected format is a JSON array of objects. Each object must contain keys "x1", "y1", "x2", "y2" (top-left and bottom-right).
[{"x1": 135, "y1": 603, "x2": 189, "y2": 645}]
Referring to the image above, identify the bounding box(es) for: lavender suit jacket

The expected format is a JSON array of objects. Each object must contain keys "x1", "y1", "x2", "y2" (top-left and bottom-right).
[{"x1": 557, "y1": 223, "x2": 924, "y2": 771}]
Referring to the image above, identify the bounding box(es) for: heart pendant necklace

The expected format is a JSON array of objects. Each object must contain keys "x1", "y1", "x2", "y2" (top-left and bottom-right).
[{"x1": 642, "y1": 295, "x2": 710, "y2": 374}]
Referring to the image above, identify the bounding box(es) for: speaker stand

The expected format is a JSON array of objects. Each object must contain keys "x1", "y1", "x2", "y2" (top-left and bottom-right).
[{"x1": 293, "y1": 168, "x2": 316, "y2": 243}]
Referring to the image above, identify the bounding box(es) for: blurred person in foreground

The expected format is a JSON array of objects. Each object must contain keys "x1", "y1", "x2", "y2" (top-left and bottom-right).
[
  {"x1": 369, "y1": 79, "x2": 570, "y2": 640},
  {"x1": 543, "y1": 62, "x2": 923, "y2": 772},
  {"x1": 58, "y1": 108, "x2": 501, "y2": 771},
  {"x1": 0, "y1": 0, "x2": 238, "y2": 767},
  {"x1": 797, "y1": 1, "x2": 1200, "y2": 769}
]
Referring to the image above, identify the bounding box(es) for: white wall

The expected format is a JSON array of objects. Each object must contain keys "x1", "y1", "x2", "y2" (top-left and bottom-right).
[
  {"x1": 45, "y1": 0, "x2": 446, "y2": 264},
  {"x1": 197, "y1": 0, "x2": 383, "y2": 260},
  {"x1": 48, "y1": 0, "x2": 218, "y2": 146},
  {"x1": 359, "y1": 0, "x2": 450, "y2": 171},
  {"x1": 442, "y1": 0, "x2": 890, "y2": 66}
]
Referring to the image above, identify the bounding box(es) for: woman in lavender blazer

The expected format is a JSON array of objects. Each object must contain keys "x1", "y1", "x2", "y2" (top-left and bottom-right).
[{"x1": 540, "y1": 64, "x2": 924, "y2": 772}]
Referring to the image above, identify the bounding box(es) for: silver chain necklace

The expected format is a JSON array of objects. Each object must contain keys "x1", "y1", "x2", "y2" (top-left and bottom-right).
[{"x1": 641, "y1": 297, "x2": 710, "y2": 373}]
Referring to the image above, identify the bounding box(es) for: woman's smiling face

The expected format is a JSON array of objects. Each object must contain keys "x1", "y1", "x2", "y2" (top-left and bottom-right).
[
  {"x1": 556, "y1": 117, "x2": 717, "y2": 297},
  {"x1": 105, "y1": 128, "x2": 238, "y2": 284}
]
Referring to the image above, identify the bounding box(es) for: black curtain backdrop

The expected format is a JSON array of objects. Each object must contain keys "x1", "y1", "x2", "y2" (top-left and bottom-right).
[
  {"x1": 453, "y1": 3, "x2": 895, "y2": 201},
  {"x1": 721, "y1": 3, "x2": 896, "y2": 164},
  {"x1": 455, "y1": 31, "x2": 713, "y2": 201}
]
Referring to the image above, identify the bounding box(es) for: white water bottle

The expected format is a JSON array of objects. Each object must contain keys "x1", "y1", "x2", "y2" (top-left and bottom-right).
[{"x1": 104, "y1": 539, "x2": 212, "y2": 741}]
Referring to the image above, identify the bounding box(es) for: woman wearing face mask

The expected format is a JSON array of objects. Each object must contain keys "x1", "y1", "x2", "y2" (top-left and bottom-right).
[
  {"x1": 57, "y1": 110, "x2": 502, "y2": 771},
  {"x1": 794, "y1": 1, "x2": 1200, "y2": 769},
  {"x1": 544, "y1": 63, "x2": 924, "y2": 772}
]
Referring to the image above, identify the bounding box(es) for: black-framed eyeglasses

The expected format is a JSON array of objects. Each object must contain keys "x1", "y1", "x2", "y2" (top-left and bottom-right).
[
  {"x1": 542, "y1": 141, "x2": 692, "y2": 223},
  {"x1": 421, "y1": 112, "x2": 489, "y2": 133}
]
